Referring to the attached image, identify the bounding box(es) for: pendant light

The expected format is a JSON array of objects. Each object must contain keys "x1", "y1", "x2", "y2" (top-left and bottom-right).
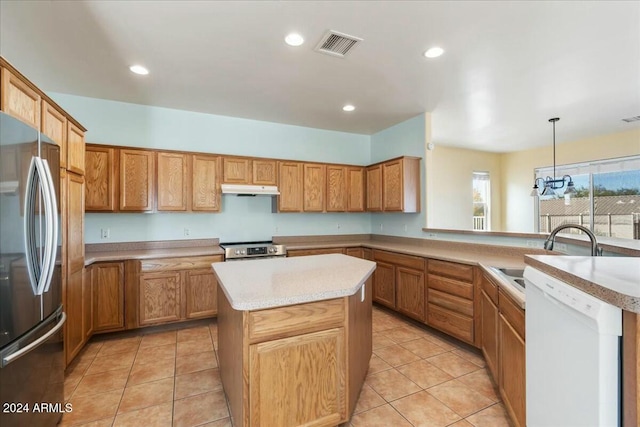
[{"x1": 530, "y1": 118, "x2": 576, "y2": 198}]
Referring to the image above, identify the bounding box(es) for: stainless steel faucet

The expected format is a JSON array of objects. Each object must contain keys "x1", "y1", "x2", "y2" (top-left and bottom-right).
[{"x1": 544, "y1": 224, "x2": 602, "y2": 256}]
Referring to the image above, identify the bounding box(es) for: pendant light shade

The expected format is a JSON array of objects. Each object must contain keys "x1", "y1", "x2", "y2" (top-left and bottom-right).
[{"x1": 531, "y1": 118, "x2": 575, "y2": 199}]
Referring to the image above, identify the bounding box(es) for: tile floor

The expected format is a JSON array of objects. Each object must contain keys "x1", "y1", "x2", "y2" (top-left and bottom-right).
[{"x1": 60, "y1": 306, "x2": 513, "y2": 427}]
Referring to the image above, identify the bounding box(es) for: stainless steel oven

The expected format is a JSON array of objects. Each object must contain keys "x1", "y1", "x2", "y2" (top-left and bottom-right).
[{"x1": 220, "y1": 241, "x2": 286, "y2": 261}]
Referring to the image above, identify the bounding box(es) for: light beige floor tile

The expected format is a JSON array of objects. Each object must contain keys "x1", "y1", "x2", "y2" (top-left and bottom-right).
[
  {"x1": 79, "y1": 341, "x2": 105, "y2": 358},
  {"x1": 372, "y1": 332, "x2": 397, "y2": 350},
  {"x1": 396, "y1": 359, "x2": 453, "y2": 389},
  {"x1": 174, "y1": 368, "x2": 222, "y2": 400},
  {"x1": 127, "y1": 357, "x2": 175, "y2": 386},
  {"x1": 140, "y1": 331, "x2": 177, "y2": 348},
  {"x1": 453, "y1": 347, "x2": 487, "y2": 368},
  {"x1": 73, "y1": 367, "x2": 130, "y2": 397},
  {"x1": 59, "y1": 389, "x2": 122, "y2": 426},
  {"x1": 465, "y1": 403, "x2": 512, "y2": 427},
  {"x1": 113, "y1": 402, "x2": 173, "y2": 427},
  {"x1": 427, "y1": 379, "x2": 495, "y2": 418},
  {"x1": 421, "y1": 332, "x2": 458, "y2": 351},
  {"x1": 449, "y1": 420, "x2": 474, "y2": 427},
  {"x1": 65, "y1": 417, "x2": 115, "y2": 427},
  {"x1": 64, "y1": 374, "x2": 83, "y2": 402},
  {"x1": 199, "y1": 419, "x2": 233, "y2": 427},
  {"x1": 457, "y1": 369, "x2": 500, "y2": 401},
  {"x1": 367, "y1": 354, "x2": 393, "y2": 375},
  {"x1": 353, "y1": 384, "x2": 386, "y2": 414},
  {"x1": 380, "y1": 326, "x2": 425, "y2": 343},
  {"x1": 374, "y1": 344, "x2": 421, "y2": 367},
  {"x1": 134, "y1": 343, "x2": 176, "y2": 365},
  {"x1": 85, "y1": 351, "x2": 137, "y2": 376},
  {"x1": 391, "y1": 390, "x2": 461, "y2": 427},
  {"x1": 177, "y1": 326, "x2": 211, "y2": 343},
  {"x1": 117, "y1": 377, "x2": 174, "y2": 414},
  {"x1": 350, "y1": 404, "x2": 413, "y2": 427},
  {"x1": 427, "y1": 352, "x2": 482, "y2": 378},
  {"x1": 400, "y1": 338, "x2": 448, "y2": 359},
  {"x1": 366, "y1": 368, "x2": 421, "y2": 402},
  {"x1": 175, "y1": 350, "x2": 218, "y2": 375},
  {"x1": 96, "y1": 337, "x2": 141, "y2": 357},
  {"x1": 173, "y1": 389, "x2": 229, "y2": 427},
  {"x1": 176, "y1": 337, "x2": 213, "y2": 356}
]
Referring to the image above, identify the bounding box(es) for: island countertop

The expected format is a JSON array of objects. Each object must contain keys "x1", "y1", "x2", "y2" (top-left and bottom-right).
[{"x1": 212, "y1": 253, "x2": 376, "y2": 311}]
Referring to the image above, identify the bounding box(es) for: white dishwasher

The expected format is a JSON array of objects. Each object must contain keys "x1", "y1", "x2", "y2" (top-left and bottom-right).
[{"x1": 524, "y1": 266, "x2": 622, "y2": 427}]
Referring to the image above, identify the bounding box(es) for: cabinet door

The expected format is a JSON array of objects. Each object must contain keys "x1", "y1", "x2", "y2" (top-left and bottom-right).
[
  {"x1": 191, "y1": 154, "x2": 221, "y2": 211},
  {"x1": 372, "y1": 261, "x2": 395, "y2": 309},
  {"x1": 346, "y1": 167, "x2": 365, "y2": 212},
  {"x1": 85, "y1": 145, "x2": 117, "y2": 211},
  {"x1": 277, "y1": 161, "x2": 303, "y2": 212},
  {"x1": 185, "y1": 268, "x2": 217, "y2": 319},
  {"x1": 41, "y1": 100, "x2": 67, "y2": 168},
  {"x1": 139, "y1": 271, "x2": 182, "y2": 325},
  {"x1": 65, "y1": 268, "x2": 85, "y2": 365},
  {"x1": 252, "y1": 159, "x2": 277, "y2": 185},
  {"x1": 92, "y1": 262, "x2": 125, "y2": 332},
  {"x1": 120, "y1": 149, "x2": 155, "y2": 211},
  {"x1": 0, "y1": 66, "x2": 40, "y2": 129},
  {"x1": 287, "y1": 248, "x2": 345, "y2": 257},
  {"x1": 396, "y1": 267, "x2": 425, "y2": 322},
  {"x1": 303, "y1": 163, "x2": 326, "y2": 212},
  {"x1": 67, "y1": 173, "x2": 85, "y2": 276},
  {"x1": 66, "y1": 121, "x2": 85, "y2": 175},
  {"x1": 223, "y1": 157, "x2": 251, "y2": 184},
  {"x1": 499, "y1": 314, "x2": 526, "y2": 427},
  {"x1": 326, "y1": 165, "x2": 347, "y2": 212},
  {"x1": 481, "y1": 290, "x2": 499, "y2": 381},
  {"x1": 249, "y1": 328, "x2": 345, "y2": 427},
  {"x1": 83, "y1": 268, "x2": 93, "y2": 339},
  {"x1": 345, "y1": 247, "x2": 363, "y2": 258},
  {"x1": 366, "y1": 164, "x2": 382, "y2": 211},
  {"x1": 382, "y1": 159, "x2": 403, "y2": 211},
  {"x1": 157, "y1": 152, "x2": 188, "y2": 211}
]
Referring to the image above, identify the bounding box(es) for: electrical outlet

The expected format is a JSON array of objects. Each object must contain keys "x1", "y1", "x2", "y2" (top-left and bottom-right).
[
  {"x1": 184, "y1": 228, "x2": 190, "y2": 237},
  {"x1": 526, "y1": 240, "x2": 542, "y2": 248},
  {"x1": 555, "y1": 243, "x2": 568, "y2": 252},
  {"x1": 336, "y1": 223, "x2": 341, "y2": 230},
  {"x1": 101, "y1": 228, "x2": 110, "y2": 239},
  {"x1": 403, "y1": 224, "x2": 408, "y2": 232},
  {"x1": 426, "y1": 232, "x2": 437, "y2": 238},
  {"x1": 379, "y1": 223, "x2": 383, "y2": 231}
]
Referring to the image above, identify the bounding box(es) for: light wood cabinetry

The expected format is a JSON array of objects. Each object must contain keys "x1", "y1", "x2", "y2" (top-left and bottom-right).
[
  {"x1": 253, "y1": 159, "x2": 278, "y2": 185},
  {"x1": 191, "y1": 154, "x2": 221, "y2": 212},
  {"x1": 157, "y1": 152, "x2": 189, "y2": 211},
  {"x1": 222, "y1": 157, "x2": 277, "y2": 186},
  {"x1": 287, "y1": 247, "x2": 345, "y2": 257},
  {"x1": 372, "y1": 260, "x2": 395, "y2": 309},
  {"x1": 138, "y1": 255, "x2": 222, "y2": 327},
  {"x1": 347, "y1": 167, "x2": 365, "y2": 212},
  {"x1": 41, "y1": 100, "x2": 67, "y2": 168},
  {"x1": 120, "y1": 149, "x2": 155, "y2": 211},
  {"x1": 426, "y1": 259, "x2": 475, "y2": 345},
  {"x1": 0, "y1": 65, "x2": 40, "y2": 129},
  {"x1": 303, "y1": 163, "x2": 326, "y2": 212},
  {"x1": 277, "y1": 161, "x2": 304, "y2": 212},
  {"x1": 85, "y1": 145, "x2": 117, "y2": 211},
  {"x1": 326, "y1": 165, "x2": 347, "y2": 212},
  {"x1": 480, "y1": 275, "x2": 499, "y2": 381},
  {"x1": 345, "y1": 247, "x2": 363, "y2": 258},
  {"x1": 367, "y1": 156, "x2": 421, "y2": 213},
  {"x1": 66, "y1": 122, "x2": 85, "y2": 175},
  {"x1": 90, "y1": 262, "x2": 125, "y2": 333},
  {"x1": 366, "y1": 164, "x2": 382, "y2": 211}
]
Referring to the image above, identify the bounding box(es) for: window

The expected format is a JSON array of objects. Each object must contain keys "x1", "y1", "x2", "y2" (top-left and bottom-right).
[
  {"x1": 473, "y1": 172, "x2": 491, "y2": 231},
  {"x1": 535, "y1": 155, "x2": 640, "y2": 239}
]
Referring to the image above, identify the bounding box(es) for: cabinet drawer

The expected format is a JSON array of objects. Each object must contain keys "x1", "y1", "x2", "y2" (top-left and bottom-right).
[
  {"x1": 499, "y1": 289, "x2": 525, "y2": 339},
  {"x1": 428, "y1": 274, "x2": 474, "y2": 300},
  {"x1": 427, "y1": 303, "x2": 474, "y2": 344},
  {"x1": 249, "y1": 298, "x2": 344, "y2": 343},
  {"x1": 287, "y1": 248, "x2": 345, "y2": 257},
  {"x1": 373, "y1": 250, "x2": 425, "y2": 271},
  {"x1": 140, "y1": 256, "x2": 223, "y2": 272},
  {"x1": 482, "y1": 274, "x2": 499, "y2": 305},
  {"x1": 428, "y1": 289, "x2": 474, "y2": 317},
  {"x1": 428, "y1": 259, "x2": 474, "y2": 282}
]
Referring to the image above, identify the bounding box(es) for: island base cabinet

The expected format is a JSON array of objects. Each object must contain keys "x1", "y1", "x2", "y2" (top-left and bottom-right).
[{"x1": 249, "y1": 328, "x2": 345, "y2": 427}]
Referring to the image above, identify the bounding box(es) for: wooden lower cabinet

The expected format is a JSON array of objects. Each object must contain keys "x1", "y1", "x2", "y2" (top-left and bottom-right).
[
  {"x1": 287, "y1": 247, "x2": 345, "y2": 257},
  {"x1": 396, "y1": 266, "x2": 425, "y2": 322},
  {"x1": 345, "y1": 247, "x2": 363, "y2": 258},
  {"x1": 480, "y1": 288, "x2": 499, "y2": 381},
  {"x1": 65, "y1": 268, "x2": 85, "y2": 365},
  {"x1": 139, "y1": 271, "x2": 183, "y2": 326},
  {"x1": 91, "y1": 262, "x2": 124, "y2": 333},
  {"x1": 185, "y1": 268, "x2": 218, "y2": 319},
  {"x1": 372, "y1": 261, "x2": 395, "y2": 309}
]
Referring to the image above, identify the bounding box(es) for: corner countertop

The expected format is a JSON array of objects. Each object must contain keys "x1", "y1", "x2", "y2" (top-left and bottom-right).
[
  {"x1": 525, "y1": 255, "x2": 640, "y2": 313},
  {"x1": 85, "y1": 246, "x2": 224, "y2": 265},
  {"x1": 212, "y1": 254, "x2": 376, "y2": 311}
]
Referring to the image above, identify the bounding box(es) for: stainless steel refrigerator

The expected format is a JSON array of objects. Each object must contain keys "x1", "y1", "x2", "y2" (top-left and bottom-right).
[{"x1": 0, "y1": 111, "x2": 65, "y2": 426}]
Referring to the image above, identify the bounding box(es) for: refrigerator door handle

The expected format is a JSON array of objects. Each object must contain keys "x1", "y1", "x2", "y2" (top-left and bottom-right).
[
  {"x1": 22, "y1": 156, "x2": 40, "y2": 295},
  {"x1": 39, "y1": 158, "x2": 58, "y2": 294},
  {"x1": 0, "y1": 310, "x2": 66, "y2": 368}
]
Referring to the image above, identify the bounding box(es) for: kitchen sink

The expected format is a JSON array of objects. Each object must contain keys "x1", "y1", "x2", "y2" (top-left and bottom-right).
[
  {"x1": 489, "y1": 267, "x2": 526, "y2": 293},
  {"x1": 497, "y1": 268, "x2": 525, "y2": 277}
]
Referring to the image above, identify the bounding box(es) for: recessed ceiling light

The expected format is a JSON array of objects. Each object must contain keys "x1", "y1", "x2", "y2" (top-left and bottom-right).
[
  {"x1": 285, "y1": 33, "x2": 304, "y2": 47},
  {"x1": 129, "y1": 65, "x2": 149, "y2": 75},
  {"x1": 343, "y1": 104, "x2": 355, "y2": 112},
  {"x1": 424, "y1": 47, "x2": 444, "y2": 58}
]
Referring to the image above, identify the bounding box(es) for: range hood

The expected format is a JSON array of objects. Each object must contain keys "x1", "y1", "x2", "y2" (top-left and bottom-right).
[{"x1": 221, "y1": 184, "x2": 280, "y2": 196}]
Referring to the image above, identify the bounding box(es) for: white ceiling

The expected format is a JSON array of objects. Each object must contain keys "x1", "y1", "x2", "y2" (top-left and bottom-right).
[{"x1": 1, "y1": 1, "x2": 639, "y2": 152}]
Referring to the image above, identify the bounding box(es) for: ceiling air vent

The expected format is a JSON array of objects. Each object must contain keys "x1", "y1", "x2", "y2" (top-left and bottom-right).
[
  {"x1": 315, "y1": 30, "x2": 362, "y2": 58},
  {"x1": 622, "y1": 115, "x2": 640, "y2": 123}
]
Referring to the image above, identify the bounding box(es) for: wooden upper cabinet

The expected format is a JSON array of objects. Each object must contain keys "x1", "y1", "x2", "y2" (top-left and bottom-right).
[
  {"x1": 66, "y1": 121, "x2": 85, "y2": 175},
  {"x1": 303, "y1": 163, "x2": 326, "y2": 212},
  {"x1": 191, "y1": 154, "x2": 221, "y2": 211},
  {"x1": 382, "y1": 157, "x2": 420, "y2": 213},
  {"x1": 157, "y1": 152, "x2": 189, "y2": 211},
  {"x1": 0, "y1": 66, "x2": 41, "y2": 129},
  {"x1": 366, "y1": 164, "x2": 382, "y2": 211},
  {"x1": 347, "y1": 167, "x2": 365, "y2": 212},
  {"x1": 252, "y1": 159, "x2": 277, "y2": 185},
  {"x1": 222, "y1": 157, "x2": 251, "y2": 184},
  {"x1": 85, "y1": 145, "x2": 117, "y2": 211},
  {"x1": 326, "y1": 165, "x2": 347, "y2": 212},
  {"x1": 382, "y1": 159, "x2": 403, "y2": 211},
  {"x1": 277, "y1": 161, "x2": 303, "y2": 212},
  {"x1": 120, "y1": 149, "x2": 155, "y2": 211},
  {"x1": 41, "y1": 100, "x2": 67, "y2": 168},
  {"x1": 66, "y1": 172, "x2": 85, "y2": 276}
]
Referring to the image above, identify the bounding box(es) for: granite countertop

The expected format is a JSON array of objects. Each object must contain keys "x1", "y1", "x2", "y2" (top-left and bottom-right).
[
  {"x1": 525, "y1": 255, "x2": 640, "y2": 313},
  {"x1": 212, "y1": 253, "x2": 376, "y2": 311},
  {"x1": 84, "y1": 239, "x2": 224, "y2": 265}
]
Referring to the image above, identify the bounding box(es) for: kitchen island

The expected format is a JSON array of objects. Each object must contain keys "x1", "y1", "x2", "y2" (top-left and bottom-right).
[{"x1": 212, "y1": 254, "x2": 376, "y2": 427}]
